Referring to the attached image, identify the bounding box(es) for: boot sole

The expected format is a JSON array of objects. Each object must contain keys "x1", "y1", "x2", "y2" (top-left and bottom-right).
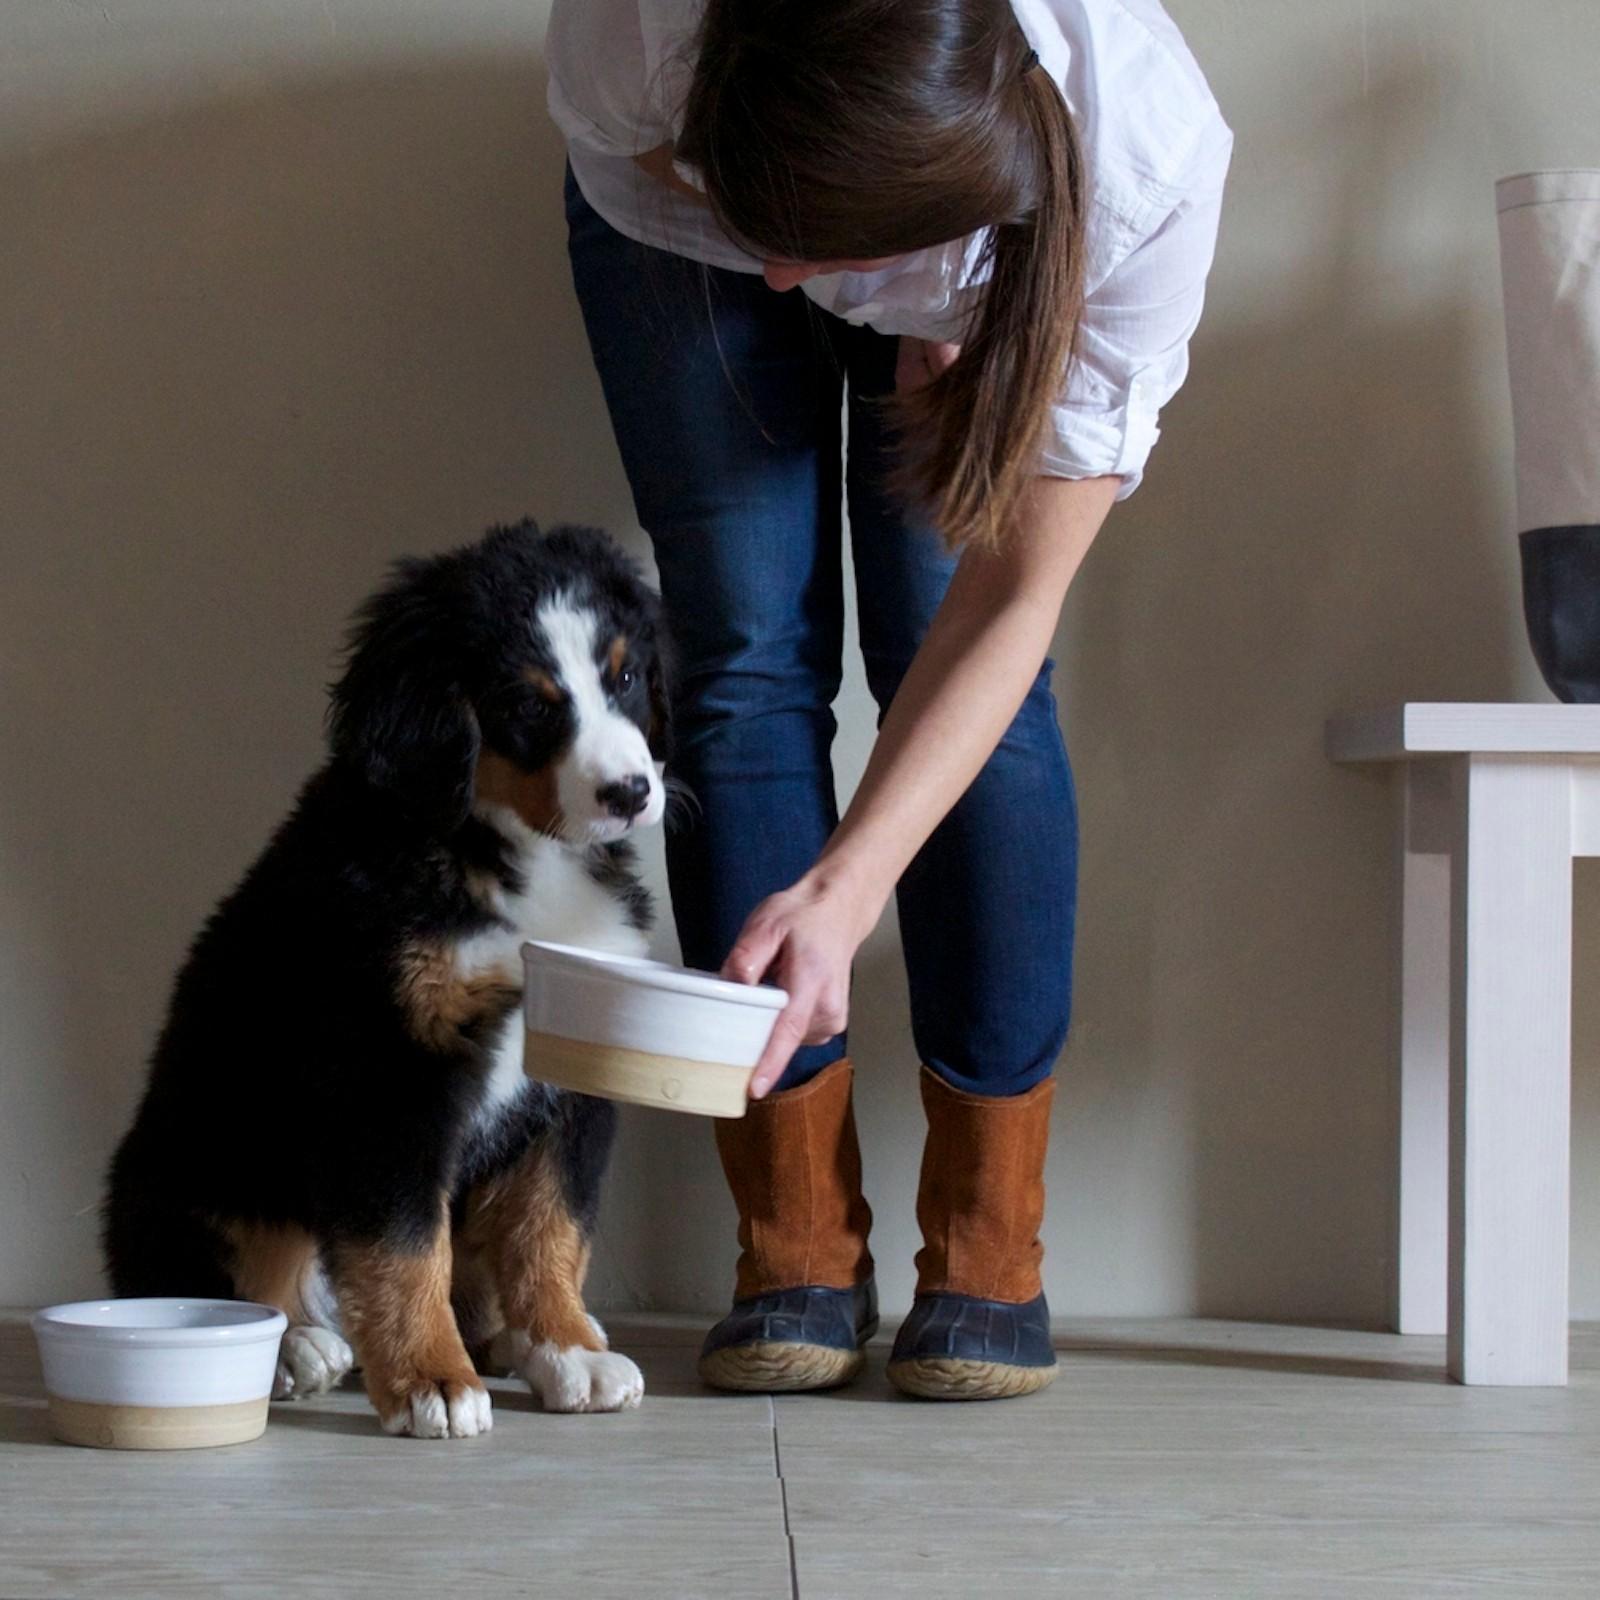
[
  {"x1": 886, "y1": 1356, "x2": 1058, "y2": 1401},
  {"x1": 699, "y1": 1341, "x2": 866, "y2": 1393}
]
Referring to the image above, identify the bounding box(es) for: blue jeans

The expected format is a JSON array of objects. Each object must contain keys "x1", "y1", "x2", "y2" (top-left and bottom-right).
[{"x1": 564, "y1": 168, "x2": 1077, "y2": 1096}]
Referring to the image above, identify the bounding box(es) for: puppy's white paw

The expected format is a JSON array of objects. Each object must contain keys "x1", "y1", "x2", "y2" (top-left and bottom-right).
[
  {"x1": 273, "y1": 1325, "x2": 355, "y2": 1400},
  {"x1": 379, "y1": 1380, "x2": 493, "y2": 1440},
  {"x1": 522, "y1": 1343, "x2": 643, "y2": 1413}
]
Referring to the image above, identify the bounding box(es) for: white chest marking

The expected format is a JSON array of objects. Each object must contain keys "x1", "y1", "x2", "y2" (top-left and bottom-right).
[{"x1": 461, "y1": 803, "x2": 648, "y2": 1125}]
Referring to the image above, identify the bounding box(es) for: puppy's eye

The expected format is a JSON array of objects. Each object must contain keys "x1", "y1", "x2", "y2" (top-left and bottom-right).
[{"x1": 616, "y1": 666, "x2": 637, "y2": 694}]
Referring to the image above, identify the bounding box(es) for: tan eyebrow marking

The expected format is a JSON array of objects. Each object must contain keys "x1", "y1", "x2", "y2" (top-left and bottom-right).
[
  {"x1": 607, "y1": 636, "x2": 629, "y2": 678},
  {"x1": 522, "y1": 667, "x2": 566, "y2": 704}
]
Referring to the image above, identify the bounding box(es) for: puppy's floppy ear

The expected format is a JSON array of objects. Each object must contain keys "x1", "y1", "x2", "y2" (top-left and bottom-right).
[
  {"x1": 646, "y1": 650, "x2": 673, "y2": 764},
  {"x1": 327, "y1": 556, "x2": 481, "y2": 833},
  {"x1": 642, "y1": 605, "x2": 674, "y2": 764}
]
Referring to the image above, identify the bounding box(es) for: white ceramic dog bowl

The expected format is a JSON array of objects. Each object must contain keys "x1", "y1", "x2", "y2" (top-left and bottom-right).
[
  {"x1": 32, "y1": 1298, "x2": 288, "y2": 1450},
  {"x1": 522, "y1": 940, "x2": 788, "y2": 1117}
]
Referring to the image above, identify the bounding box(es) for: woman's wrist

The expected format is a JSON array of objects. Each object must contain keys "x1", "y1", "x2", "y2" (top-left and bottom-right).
[{"x1": 801, "y1": 839, "x2": 898, "y2": 937}]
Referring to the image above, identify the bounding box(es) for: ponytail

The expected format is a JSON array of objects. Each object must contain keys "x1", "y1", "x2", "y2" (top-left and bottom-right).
[
  {"x1": 894, "y1": 68, "x2": 1087, "y2": 551},
  {"x1": 679, "y1": 1, "x2": 1089, "y2": 550}
]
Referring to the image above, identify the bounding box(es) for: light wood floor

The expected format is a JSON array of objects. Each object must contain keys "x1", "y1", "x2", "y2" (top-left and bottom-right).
[{"x1": 2, "y1": 1314, "x2": 1597, "y2": 1598}]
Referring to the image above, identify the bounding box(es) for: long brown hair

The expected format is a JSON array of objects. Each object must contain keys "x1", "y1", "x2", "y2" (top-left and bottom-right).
[{"x1": 676, "y1": 0, "x2": 1087, "y2": 551}]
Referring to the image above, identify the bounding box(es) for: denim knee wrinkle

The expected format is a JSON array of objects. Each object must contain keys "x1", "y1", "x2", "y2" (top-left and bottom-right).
[{"x1": 564, "y1": 166, "x2": 1076, "y2": 1095}]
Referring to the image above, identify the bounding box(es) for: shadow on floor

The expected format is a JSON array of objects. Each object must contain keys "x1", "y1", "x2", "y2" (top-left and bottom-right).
[{"x1": 1051, "y1": 1337, "x2": 1450, "y2": 1385}]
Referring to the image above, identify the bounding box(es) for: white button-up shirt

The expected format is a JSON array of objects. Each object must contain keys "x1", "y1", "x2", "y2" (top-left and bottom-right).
[{"x1": 547, "y1": 0, "x2": 1232, "y2": 498}]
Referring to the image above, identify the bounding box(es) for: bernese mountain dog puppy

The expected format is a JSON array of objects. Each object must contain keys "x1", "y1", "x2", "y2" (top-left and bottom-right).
[{"x1": 103, "y1": 521, "x2": 670, "y2": 1438}]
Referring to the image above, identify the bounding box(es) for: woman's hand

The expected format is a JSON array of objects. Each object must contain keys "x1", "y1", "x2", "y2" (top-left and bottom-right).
[
  {"x1": 895, "y1": 337, "x2": 961, "y2": 395},
  {"x1": 720, "y1": 866, "x2": 889, "y2": 1099},
  {"x1": 633, "y1": 142, "x2": 709, "y2": 205}
]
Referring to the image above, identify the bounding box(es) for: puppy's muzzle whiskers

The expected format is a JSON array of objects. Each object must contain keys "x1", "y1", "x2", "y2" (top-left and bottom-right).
[{"x1": 663, "y1": 775, "x2": 702, "y2": 832}]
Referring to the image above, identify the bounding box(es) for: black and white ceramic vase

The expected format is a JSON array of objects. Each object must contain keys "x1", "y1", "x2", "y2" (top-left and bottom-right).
[{"x1": 1497, "y1": 169, "x2": 1600, "y2": 703}]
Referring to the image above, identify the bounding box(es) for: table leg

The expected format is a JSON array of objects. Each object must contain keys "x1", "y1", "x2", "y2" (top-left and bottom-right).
[
  {"x1": 1394, "y1": 762, "x2": 1452, "y2": 1335},
  {"x1": 1448, "y1": 755, "x2": 1573, "y2": 1385}
]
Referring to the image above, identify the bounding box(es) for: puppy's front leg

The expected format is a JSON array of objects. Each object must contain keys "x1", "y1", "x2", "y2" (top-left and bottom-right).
[
  {"x1": 466, "y1": 1137, "x2": 643, "y2": 1413},
  {"x1": 330, "y1": 1202, "x2": 491, "y2": 1439}
]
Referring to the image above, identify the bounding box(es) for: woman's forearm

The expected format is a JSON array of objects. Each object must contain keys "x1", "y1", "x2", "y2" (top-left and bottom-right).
[
  {"x1": 722, "y1": 473, "x2": 1117, "y2": 1086},
  {"x1": 811, "y1": 474, "x2": 1119, "y2": 910}
]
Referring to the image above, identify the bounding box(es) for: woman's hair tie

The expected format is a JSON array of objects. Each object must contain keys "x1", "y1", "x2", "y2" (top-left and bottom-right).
[{"x1": 1019, "y1": 47, "x2": 1039, "y2": 76}]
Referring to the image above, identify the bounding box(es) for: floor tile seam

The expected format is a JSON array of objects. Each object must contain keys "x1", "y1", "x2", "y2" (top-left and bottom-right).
[{"x1": 770, "y1": 1395, "x2": 801, "y2": 1600}]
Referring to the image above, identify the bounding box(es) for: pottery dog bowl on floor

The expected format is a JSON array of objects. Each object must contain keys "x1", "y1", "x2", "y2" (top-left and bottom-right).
[
  {"x1": 32, "y1": 1298, "x2": 288, "y2": 1449},
  {"x1": 522, "y1": 939, "x2": 788, "y2": 1118}
]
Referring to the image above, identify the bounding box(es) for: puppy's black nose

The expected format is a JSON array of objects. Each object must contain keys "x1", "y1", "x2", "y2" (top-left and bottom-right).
[{"x1": 598, "y1": 774, "x2": 651, "y2": 820}]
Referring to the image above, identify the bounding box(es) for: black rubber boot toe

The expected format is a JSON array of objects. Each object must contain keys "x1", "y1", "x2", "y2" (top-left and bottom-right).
[
  {"x1": 699, "y1": 1279, "x2": 879, "y2": 1393},
  {"x1": 886, "y1": 1291, "x2": 1057, "y2": 1400}
]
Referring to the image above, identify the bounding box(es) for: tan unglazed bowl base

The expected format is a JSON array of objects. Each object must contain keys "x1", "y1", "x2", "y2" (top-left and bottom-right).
[
  {"x1": 526, "y1": 1030, "x2": 753, "y2": 1118},
  {"x1": 47, "y1": 1396, "x2": 270, "y2": 1450}
]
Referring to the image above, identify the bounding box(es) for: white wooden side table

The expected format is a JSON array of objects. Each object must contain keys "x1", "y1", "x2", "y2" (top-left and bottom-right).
[{"x1": 1326, "y1": 704, "x2": 1600, "y2": 1384}]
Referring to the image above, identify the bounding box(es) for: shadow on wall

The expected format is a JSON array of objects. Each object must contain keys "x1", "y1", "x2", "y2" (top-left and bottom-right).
[
  {"x1": 1056, "y1": 64, "x2": 1523, "y2": 1323},
  {"x1": 0, "y1": 54, "x2": 640, "y2": 1301}
]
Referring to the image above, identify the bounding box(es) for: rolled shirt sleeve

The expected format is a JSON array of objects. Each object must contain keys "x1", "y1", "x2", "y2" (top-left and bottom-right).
[
  {"x1": 1042, "y1": 153, "x2": 1229, "y2": 498},
  {"x1": 802, "y1": 113, "x2": 1232, "y2": 502}
]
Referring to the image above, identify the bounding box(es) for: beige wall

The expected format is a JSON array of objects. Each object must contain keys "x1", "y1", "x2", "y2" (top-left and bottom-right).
[{"x1": 2, "y1": 1, "x2": 1597, "y2": 1323}]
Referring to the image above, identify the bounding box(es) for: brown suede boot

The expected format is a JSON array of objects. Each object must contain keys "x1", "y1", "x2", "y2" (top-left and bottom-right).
[
  {"x1": 698, "y1": 1058, "x2": 878, "y2": 1392},
  {"x1": 886, "y1": 1067, "x2": 1058, "y2": 1400}
]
